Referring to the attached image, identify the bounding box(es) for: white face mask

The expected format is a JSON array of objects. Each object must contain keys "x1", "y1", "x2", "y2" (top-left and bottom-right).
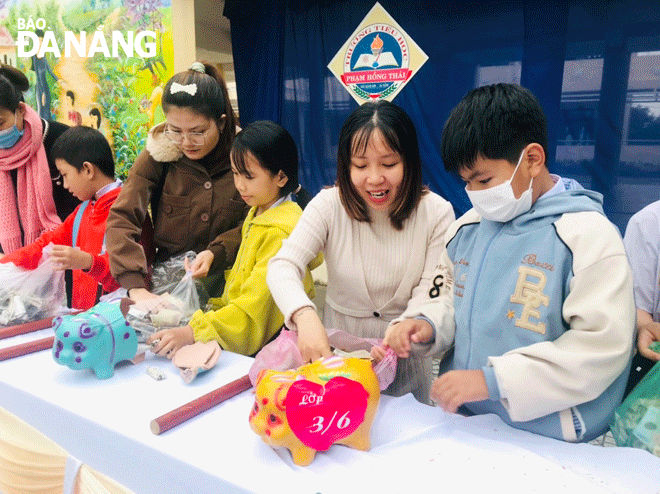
[{"x1": 465, "y1": 149, "x2": 533, "y2": 222}]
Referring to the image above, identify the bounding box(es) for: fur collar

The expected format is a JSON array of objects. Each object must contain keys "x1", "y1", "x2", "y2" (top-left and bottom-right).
[{"x1": 145, "y1": 122, "x2": 182, "y2": 162}]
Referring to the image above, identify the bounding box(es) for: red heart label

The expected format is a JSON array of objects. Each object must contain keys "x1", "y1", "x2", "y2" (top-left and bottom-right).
[{"x1": 286, "y1": 377, "x2": 368, "y2": 451}]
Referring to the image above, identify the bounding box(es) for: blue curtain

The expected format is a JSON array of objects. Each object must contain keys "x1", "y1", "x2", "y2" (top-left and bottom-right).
[{"x1": 225, "y1": 0, "x2": 660, "y2": 233}]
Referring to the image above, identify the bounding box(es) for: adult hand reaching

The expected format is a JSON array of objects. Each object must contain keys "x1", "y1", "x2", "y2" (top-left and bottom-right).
[{"x1": 293, "y1": 307, "x2": 331, "y2": 363}]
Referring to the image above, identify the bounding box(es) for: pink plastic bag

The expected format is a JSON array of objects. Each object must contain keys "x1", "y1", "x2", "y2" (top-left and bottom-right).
[
  {"x1": 249, "y1": 328, "x2": 397, "y2": 391},
  {"x1": 248, "y1": 329, "x2": 302, "y2": 385}
]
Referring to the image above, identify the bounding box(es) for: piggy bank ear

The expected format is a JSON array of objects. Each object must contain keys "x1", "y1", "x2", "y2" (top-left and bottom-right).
[
  {"x1": 274, "y1": 383, "x2": 288, "y2": 411},
  {"x1": 255, "y1": 369, "x2": 268, "y2": 386},
  {"x1": 119, "y1": 297, "x2": 134, "y2": 318},
  {"x1": 52, "y1": 316, "x2": 64, "y2": 331}
]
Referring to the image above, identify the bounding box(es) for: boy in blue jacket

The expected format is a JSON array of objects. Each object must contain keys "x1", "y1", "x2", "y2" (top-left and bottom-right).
[{"x1": 385, "y1": 83, "x2": 635, "y2": 442}]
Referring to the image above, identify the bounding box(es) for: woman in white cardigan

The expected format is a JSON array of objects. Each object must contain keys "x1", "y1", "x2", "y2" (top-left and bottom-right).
[{"x1": 267, "y1": 101, "x2": 455, "y2": 403}]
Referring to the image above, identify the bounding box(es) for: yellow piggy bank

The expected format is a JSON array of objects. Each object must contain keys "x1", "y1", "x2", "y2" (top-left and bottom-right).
[{"x1": 249, "y1": 356, "x2": 380, "y2": 466}]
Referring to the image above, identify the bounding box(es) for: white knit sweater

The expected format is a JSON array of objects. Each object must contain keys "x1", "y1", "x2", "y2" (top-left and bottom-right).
[{"x1": 267, "y1": 187, "x2": 455, "y2": 403}]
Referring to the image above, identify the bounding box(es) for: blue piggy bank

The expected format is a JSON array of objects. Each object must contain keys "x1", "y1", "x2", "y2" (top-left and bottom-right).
[{"x1": 52, "y1": 300, "x2": 138, "y2": 379}]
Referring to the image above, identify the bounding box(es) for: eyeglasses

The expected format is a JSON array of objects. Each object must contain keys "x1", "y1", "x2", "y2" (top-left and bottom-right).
[{"x1": 164, "y1": 128, "x2": 209, "y2": 146}]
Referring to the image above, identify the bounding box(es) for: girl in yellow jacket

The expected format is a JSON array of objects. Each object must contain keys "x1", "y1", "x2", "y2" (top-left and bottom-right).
[{"x1": 148, "y1": 121, "x2": 322, "y2": 357}]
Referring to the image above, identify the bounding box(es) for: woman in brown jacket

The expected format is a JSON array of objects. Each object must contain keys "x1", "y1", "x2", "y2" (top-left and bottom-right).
[{"x1": 105, "y1": 62, "x2": 248, "y2": 301}]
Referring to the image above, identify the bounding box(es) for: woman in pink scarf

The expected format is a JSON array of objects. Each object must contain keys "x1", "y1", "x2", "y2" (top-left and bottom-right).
[{"x1": 0, "y1": 64, "x2": 77, "y2": 254}]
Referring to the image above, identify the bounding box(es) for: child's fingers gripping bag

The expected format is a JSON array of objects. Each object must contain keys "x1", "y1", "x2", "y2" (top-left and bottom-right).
[
  {"x1": 249, "y1": 327, "x2": 397, "y2": 391},
  {"x1": 325, "y1": 328, "x2": 397, "y2": 390},
  {"x1": 0, "y1": 243, "x2": 66, "y2": 325},
  {"x1": 611, "y1": 342, "x2": 660, "y2": 456}
]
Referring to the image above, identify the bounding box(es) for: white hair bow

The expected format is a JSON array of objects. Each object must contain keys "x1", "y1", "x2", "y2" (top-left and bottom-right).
[{"x1": 170, "y1": 82, "x2": 197, "y2": 96}]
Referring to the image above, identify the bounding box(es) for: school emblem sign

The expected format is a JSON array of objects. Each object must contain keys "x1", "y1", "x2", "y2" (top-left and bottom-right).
[{"x1": 328, "y1": 2, "x2": 428, "y2": 104}]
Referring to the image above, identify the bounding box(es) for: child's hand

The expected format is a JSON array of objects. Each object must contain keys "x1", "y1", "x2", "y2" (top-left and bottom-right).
[
  {"x1": 185, "y1": 250, "x2": 214, "y2": 279},
  {"x1": 382, "y1": 319, "x2": 433, "y2": 358},
  {"x1": 430, "y1": 370, "x2": 490, "y2": 413},
  {"x1": 147, "y1": 325, "x2": 195, "y2": 359},
  {"x1": 50, "y1": 245, "x2": 93, "y2": 271},
  {"x1": 293, "y1": 307, "x2": 332, "y2": 363},
  {"x1": 638, "y1": 322, "x2": 660, "y2": 361},
  {"x1": 370, "y1": 345, "x2": 387, "y2": 364}
]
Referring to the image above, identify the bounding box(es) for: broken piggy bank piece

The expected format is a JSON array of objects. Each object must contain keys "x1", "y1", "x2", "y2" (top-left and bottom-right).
[
  {"x1": 249, "y1": 356, "x2": 380, "y2": 466},
  {"x1": 172, "y1": 340, "x2": 222, "y2": 383},
  {"x1": 52, "y1": 299, "x2": 138, "y2": 379}
]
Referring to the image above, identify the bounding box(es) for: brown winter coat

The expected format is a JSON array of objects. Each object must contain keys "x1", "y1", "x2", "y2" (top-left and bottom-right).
[{"x1": 106, "y1": 122, "x2": 248, "y2": 291}]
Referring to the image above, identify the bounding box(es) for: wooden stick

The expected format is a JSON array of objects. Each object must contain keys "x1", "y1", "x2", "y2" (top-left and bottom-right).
[
  {"x1": 0, "y1": 336, "x2": 55, "y2": 361},
  {"x1": 150, "y1": 374, "x2": 252, "y2": 435},
  {"x1": 0, "y1": 311, "x2": 82, "y2": 340},
  {"x1": 0, "y1": 316, "x2": 57, "y2": 340}
]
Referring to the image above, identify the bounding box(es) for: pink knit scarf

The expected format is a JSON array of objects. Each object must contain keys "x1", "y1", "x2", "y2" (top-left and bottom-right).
[{"x1": 0, "y1": 105, "x2": 61, "y2": 253}]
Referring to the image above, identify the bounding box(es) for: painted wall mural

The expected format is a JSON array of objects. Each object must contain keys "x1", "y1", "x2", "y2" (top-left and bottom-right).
[{"x1": 0, "y1": 0, "x2": 173, "y2": 178}]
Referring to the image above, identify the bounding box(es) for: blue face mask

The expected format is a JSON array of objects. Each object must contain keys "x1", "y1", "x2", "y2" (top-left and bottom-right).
[{"x1": 0, "y1": 123, "x2": 24, "y2": 149}]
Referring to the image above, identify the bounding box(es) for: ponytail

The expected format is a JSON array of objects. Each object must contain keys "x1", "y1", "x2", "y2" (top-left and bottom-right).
[{"x1": 292, "y1": 185, "x2": 312, "y2": 210}]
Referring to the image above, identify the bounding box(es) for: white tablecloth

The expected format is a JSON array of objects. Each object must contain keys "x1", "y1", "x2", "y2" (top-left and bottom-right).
[{"x1": 1, "y1": 328, "x2": 659, "y2": 493}]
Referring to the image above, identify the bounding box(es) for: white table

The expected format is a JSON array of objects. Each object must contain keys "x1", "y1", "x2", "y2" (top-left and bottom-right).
[{"x1": 1, "y1": 328, "x2": 659, "y2": 494}]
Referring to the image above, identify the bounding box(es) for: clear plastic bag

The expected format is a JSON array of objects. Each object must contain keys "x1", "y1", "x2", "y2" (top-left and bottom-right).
[
  {"x1": 611, "y1": 352, "x2": 660, "y2": 456},
  {"x1": 151, "y1": 251, "x2": 209, "y2": 306},
  {"x1": 249, "y1": 327, "x2": 397, "y2": 391},
  {"x1": 0, "y1": 244, "x2": 66, "y2": 325},
  {"x1": 165, "y1": 271, "x2": 201, "y2": 320},
  {"x1": 124, "y1": 271, "x2": 202, "y2": 342},
  {"x1": 104, "y1": 253, "x2": 207, "y2": 342}
]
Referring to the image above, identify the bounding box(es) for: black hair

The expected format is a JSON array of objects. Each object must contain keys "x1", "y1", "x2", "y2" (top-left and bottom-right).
[
  {"x1": 231, "y1": 120, "x2": 311, "y2": 208},
  {"x1": 66, "y1": 90, "x2": 75, "y2": 104},
  {"x1": 291, "y1": 186, "x2": 312, "y2": 209},
  {"x1": 0, "y1": 64, "x2": 28, "y2": 112},
  {"x1": 51, "y1": 126, "x2": 115, "y2": 179},
  {"x1": 89, "y1": 108, "x2": 101, "y2": 129},
  {"x1": 336, "y1": 100, "x2": 425, "y2": 230},
  {"x1": 441, "y1": 83, "x2": 548, "y2": 174},
  {"x1": 162, "y1": 61, "x2": 237, "y2": 155}
]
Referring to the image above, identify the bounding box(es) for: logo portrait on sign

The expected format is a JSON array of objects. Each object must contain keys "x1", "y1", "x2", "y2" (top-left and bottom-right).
[
  {"x1": 340, "y1": 24, "x2": 412, "y2": 101},
  {"x1": 328, "y1": 2, "x2": 428, "y2": 104}
]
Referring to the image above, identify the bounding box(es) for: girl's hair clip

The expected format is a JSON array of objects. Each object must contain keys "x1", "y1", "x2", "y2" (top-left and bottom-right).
[
  {"x1": 294, "y1": 184, "x2": 302, "y2": 194},
  {"x1": 189, "y1": 61, "x2": 206, "y2": 74},
  {"x1": 171, "y1": 82, "x2": 197, "y2": 96}
]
